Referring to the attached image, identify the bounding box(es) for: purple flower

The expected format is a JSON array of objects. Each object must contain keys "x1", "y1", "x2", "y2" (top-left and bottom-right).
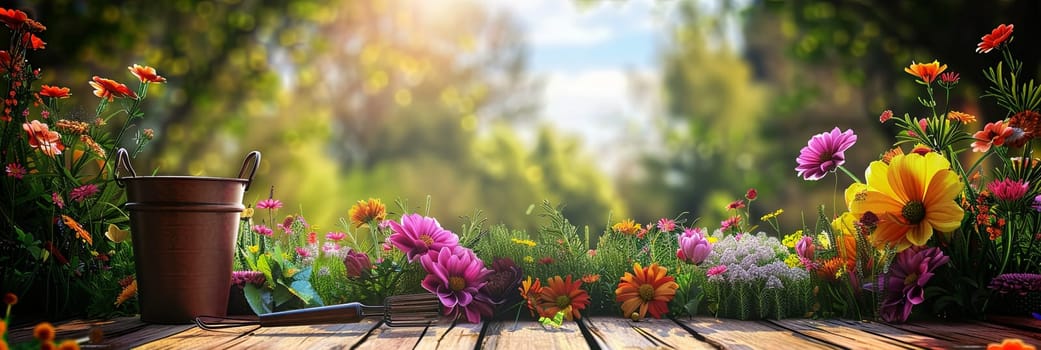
[
  {"x1": 796, "y1": 236, "x2": 815, "y2": 260},
  {"x1": 231, "y1": 270, "x2": 266, "y2": 287},
  {"x1": 795, "y1": 127, "x2": 857, "y2": 181},
  {"x1": 257, "y1": 198, "x2": 283, "y2": 209},
  {"x1": 252, "y1": 225, "x2": 273, "y2": 237},
  {"x1": 5, "y1": 163, "x2": 26, "y2": 179},
  {"x1": 677, "y1": 227, "x2": 711, "y2": 265},
  {"x1": 988, "y1": 273, "x2": 1041, "y2": 295},
  {"x1": 420, "y1": 247, "x2": 495, "y2": 323},
  {"x1": 1033, "y1": 195, "x2": 1041, "y2": 212},
  {"x1": 388, "y1": 213, "x2": 460, "y2": 262},
  {"x1": 343, "y1": 250, "x2": 373, "y2": 278},
  {"x1": 878, "y1": 246, "x2": 949, "y2": 323},
  {"x1": 987, "y1": 178, "x2": 1029, "y2": 202},
  {"x1": 482, "y1": 257, "x2": 523, "y2": 304}
]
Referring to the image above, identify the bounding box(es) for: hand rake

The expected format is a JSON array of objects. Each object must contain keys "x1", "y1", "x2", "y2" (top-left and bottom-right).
[{"x1": 195, "y1": 293, "x2": 441, "y2": 329}]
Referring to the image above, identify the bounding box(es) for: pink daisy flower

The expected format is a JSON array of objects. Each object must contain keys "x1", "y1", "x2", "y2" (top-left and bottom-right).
[
  {"x1": 388, "y1": 213, "x2": 460, "y2": 262},
  {"x1": 5, "y1": 163, "x2": 26, "y2": 179},
  {"x1": 795, "y1": 127, "x2": 857, "y2": 181},
  {"x1": 326, "y1": 231, "x2": 346, "y2": 241},
  {"x1": 257, "y1": 198, "x2": 283, "y2": 209},
  {"x1": 69, "y1": 184, "x2": 99, "y2": 202}
]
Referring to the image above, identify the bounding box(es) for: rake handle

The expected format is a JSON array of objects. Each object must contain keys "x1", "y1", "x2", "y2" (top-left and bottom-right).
[{"x1": 258, "y1": 303, "x2": 368, "y2": 327}]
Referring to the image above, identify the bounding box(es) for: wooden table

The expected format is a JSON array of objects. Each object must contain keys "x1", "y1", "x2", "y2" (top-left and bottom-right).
[{"x1": 7, "y1": 315, "x2": 1041, "y2": 349}]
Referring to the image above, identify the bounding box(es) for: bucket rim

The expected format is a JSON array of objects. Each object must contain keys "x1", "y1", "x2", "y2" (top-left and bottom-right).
[{"x1": 118, "y1": 175, "x2": 249, "y2": 183}]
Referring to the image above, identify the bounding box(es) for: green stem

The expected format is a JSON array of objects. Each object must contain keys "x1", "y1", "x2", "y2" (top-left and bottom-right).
[{"x1": 836, "y1": 165, "x2": 862, "y2": 184}]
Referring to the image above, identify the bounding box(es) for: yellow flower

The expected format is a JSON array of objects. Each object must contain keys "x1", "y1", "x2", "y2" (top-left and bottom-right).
[
  {"x1": 782, "y1": 231, "x2": 802, "y2": 248},
  {"x1": 348, "y1": 198, "x2": 387, "y2": 228},
  {"x1": 707, "y1": 236, "x2": 718, "y2": 244},
  {"x1": 612, "y1": 219, "x2": 642, "y2": 235},
  {"x1": 816, "y1": 232, "x2": 832, "y2": 250},
  {"x1": 105, "y1": 224, "x2": 129, "y2": 243},
  {"x1": 523, "y1": 256, "x2": 534, "y2": 263},
  {"x1": 831, "y1": 212, "x2": 857, "y2": 237},
  {"x1": 248, "y1": 245, "x2": 260, "y2": 254},
  {"x1": 511, "y1": 238, "x2": 536, "y2": 247},
  {"x1": 240, "y1": 207, "x2": 254, "y2": 219},
  {"x1": 784, "y1": 254, "x2": 801, "y2": 268},
  {"x1": 904, "y1": 60, "x2": 947, "y2": 84},
  {"x1": 849, "y1": 152, "x2": 964, "y2": 251},
  {"x1": 760, "y1": 209, "x2": 783, "y2": 221}
]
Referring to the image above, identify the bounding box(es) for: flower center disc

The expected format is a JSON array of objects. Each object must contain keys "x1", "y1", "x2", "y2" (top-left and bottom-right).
[
  {"x1": 419, "y1": 234, "x2": 434, "y2": 246},
  {"x1": 449, "y1": 276, "x2": 466, "y2": 291},
  {"x1": 904, "y1": 272, "x2": 919, "y2": 286},
  {"x1": 901, "y1": 200, "x2": 926, "y2": 224},
  {"x1": 638, "y1": 284, "x2": 655, "y2": 301},
  {"x1": 555, "y1": 295, "x2": 571, "y2": 309}
]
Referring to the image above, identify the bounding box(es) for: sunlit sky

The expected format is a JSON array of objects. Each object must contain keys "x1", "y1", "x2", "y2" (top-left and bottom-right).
[{"x1": 487, "y1": 0, "x2": 744, "y2": 175}]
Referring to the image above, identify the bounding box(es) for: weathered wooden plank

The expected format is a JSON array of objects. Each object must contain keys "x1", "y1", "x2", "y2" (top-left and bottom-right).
[
  {"x1": 412, "y1": 320, "x2": 483, "y2": 350},
  {"x1": 984, "y1": 315, "x2": 1041, "y2": 333},
  {"x1": 676, "y1": 317, "x2": 837, "y2": 349},
  {"x1": 353, "y1": 318, "x2": 480, "y2": 350},
  {"x1": 823, "y1": 319, "x2": 987, "y2": 350},
  {"x1": 480, "y1": 319, "x2": 590, "y2": 350},
  {"x1": 7, "y1": 316, "x2": 191, "y2": 349},
  {"x1": 888, "y1": 320, "x2": 1041, "y2": 346},
  {"x1": 136, "y1": 323, "x2": 253, "y2": 349},
  {"x1": 582, "y1": 316, "x2": 715, "y2": 349},
  {"x1": 217, "y1": 319, "x2": 378, "y2": 349},
  {"x1": 769, "y1": 319, "x2": 923, "y2": 350},
  {"x1": 100, "y1": 323, "x2": 194, "y2": 349}
]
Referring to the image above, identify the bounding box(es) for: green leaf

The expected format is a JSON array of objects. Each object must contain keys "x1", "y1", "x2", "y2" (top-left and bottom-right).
[
  {"x1": 243, "y1": 284, "x2": 273, "y2": 315},
  {"x1": 257, "y1": 255, "x2": 275, "y2": 289},
  {"x1": 273, "y1": 284, "x2": 293, "y2": 306},
  {"x1": 294, "y1": 266, "x2": 312, "y2": 282},
  {"x1": 289, "y1": 280, "x2": 324, "y2": 306}
]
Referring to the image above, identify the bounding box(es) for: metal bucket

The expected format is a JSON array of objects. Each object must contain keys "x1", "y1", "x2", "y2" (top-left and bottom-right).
[{"x1": 116, "y1": 148, "x2": 260, "y2": 324}]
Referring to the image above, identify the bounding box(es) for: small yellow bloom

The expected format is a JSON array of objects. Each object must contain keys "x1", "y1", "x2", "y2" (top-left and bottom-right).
[
  {"x1": 523, "y1": 256, "x2": 534, "y2": 263},
  {"x1": 248, "y1": 245, "x2": 260, "y2": 254},
  {"x1": 240, "y1": 207, "x2": 254, "y2": 219},
  {"x1": 707, "y1": 237, "x2": 718, "y2": 244},
  {"x1": 784, "y1": 254, "x2": 801, "y2": 268},
  {"x1": 817, "y1": 232, "x2": 832, "y2": 250},
  {"x1": 760, "y1": 209, "x2": 784, "y2": 221},
  {"x1": 511, "y1": 238, "x2": 537, "y2": 247},
  {"x1": 782, "y1": 231, "x2": 802, "y2": 248},
  {"x1": 286, "y1": 268, "x2": 299, "y2": 277},
  {"x1": 105, "y1": 224, "x2": 129, "y2": 243}
]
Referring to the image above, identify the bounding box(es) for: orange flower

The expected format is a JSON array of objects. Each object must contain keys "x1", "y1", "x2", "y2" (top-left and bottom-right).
[
  {"x1": 348, "y1": 198, "x2": 386, "y2": 227},
  {"x1": 946, "y1": 111, "x2": 977, "y2": 124},
  {"x1": 0, "y1": 320, "x2": 6, "y2": 335},
  {"x1": 115, "y1": 278, "x2": 137, "y2": 306},
  {"x1": 128, "y1": 64, "x2": 166, "y2": 84},
  {"x1": 57, "y1": 340, "x2": 79, "y2": 350},
  {"x1": 977, "y1": 24, "x2": 1014, "y2": 54},
  {"x1": 39, "y1": 85, "x2": 70, "y2": 99},
  {"x1": 40, "y1": 342, "x2": 55, "y2": 350},
  {"x1": 615, "y1": 262, "x2": 679, "y2": 319},
  {"x1": 815, "y1": 257, "x2": 848, "y2": 282},
  {"x1": 988, "y1": 338, "x2": 1036, "y2": 350},
  {"x1": 519, "y1": 276, "x2": 542, "y2": 316},
  {"x1": 537, "y1": 275, "x2": 589, "y2": 321},
  {"x1": 0, "y1": 339, "x2": 8, "y2": 350},
  {"x1": 22, "y1": 120, "x2": 64, "y2": 157},
  {"x1": 973, "y1": 121, "x2": 1015, "y2": 153},
  {"x1": 904, "y1": 60, "x2": 948, "y2": 84},
  {"x1": 61, "y1": 215, "x2": 93, "y2": 245},
  {"x1": 612, "y1": 219, "x2": 642, "y2": 235},
  {"x1": 581, "y1": 274, "x2": 600, "y2": 283},
  {"x1": 34, "y1": 322, "x2": 55, "y2": 342},
  {"x1": 0, "y1": 8, "x2": 27, "y2": 30},
  {"x1": 89, "y1": 76, "x2": 138, "y2": 102}
]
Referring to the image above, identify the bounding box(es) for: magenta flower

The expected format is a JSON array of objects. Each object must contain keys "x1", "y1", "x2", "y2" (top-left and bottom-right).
[
  {"x1": 720, "y1": 216, "x2": 740, "y2": 231},
  {"x1": 796, "y1": 236, "x2": 815, "y2": 260},
  {"x1": 795, "y1": 127, "x2": 857, "y2": 181},
  {"x1": 482, "y1": 257, "x2": 523, "y2": 304},
  {"x1": 295, "y1": 247, "x2": 312, "y2": 258},
  {"x1": 69, "y1": 184, "x2": 99, "y2": 202},
  {"x1": 388, "y1": 213, "x2": 460, "y2": 262},
  {"x1": 878, "y1": 246, "x2": 949, "y2": 323},
  {"x1": 986, "y1": 178, "x2": 1030, "y2": 202},
  {"x1": 231, "y1": 270, "x2": 266, "y2": 287},
  {"x1": 420, "y1": 247, "x2": 495, "y2": 323},
  {"x1": 676, "y1": 227, "x2": 711, "y2": 265},
  {"x1": 657, "y1": 218, "x2": 677, "y2": 232},
  {"x1": 988, "y1": 273, "x2": 1041, "y2": 295},
  {"x1": 52, "y1": 192, "x2": 64, "y2": 209},
  {"x1": 257, "y1": 198, "x2": 283, "y2": 209},
  {"x1": 1034, "y1": 195, "x2": 1041, "y2": 212},
  {"x1": 343, "y1": 250, "x2": 372, "y2": 278},
  {"x1": 326, "y1": 231, "x2": 346, "y2": 241},
  {"x1": 5, "y1": 163, "x2": 26, "y2": 179},
  {"x1": 252, "y1": 225, "x2": 273, "y2": 237},
  {"x1": 706, "y1": 265, "x2": 727, "y2": 277}
]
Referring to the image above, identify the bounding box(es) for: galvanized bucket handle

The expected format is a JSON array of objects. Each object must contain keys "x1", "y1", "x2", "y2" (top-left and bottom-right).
[
  {"x1": 115, "y1": 148, "x2": 136, "y2": 187},
  {"x1": 114, "y1": 148, "x2": 261, "y2": 191},
  {"x1": 238, "y1": 151, "x2": 261, "y2": 192}
]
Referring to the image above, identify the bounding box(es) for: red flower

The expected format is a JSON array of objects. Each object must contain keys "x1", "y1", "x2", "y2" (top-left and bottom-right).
[
  {"x1": 0, "y1": 8, "x2": 28, "y2": 30},
  {"x1": 39, "y1": 85, "x2": 70, "y2": 99},
  {"x1": 745, "y1": 188, "x2": 757, "y2": 201},
  {"x1": 22, "y1": 32, "x2": 44, "y2": 50},
  {"x1": 89, "y1": 76, "x2": 138, "y2": 101},
  {"x1": 972, "y1": 121, "x2": 1015, "y2": 153},
  {"x1": 977, "y1": 24, "x2": 1014, "y2": 54},
  {"x1": 726, "y1": 199, "x2": 745, "y2": 210},
  {"x1": 128, "y1": 64, "x2": 166, "y2": 84},
  {"x1": 879, "y1": 110, "x2": 893, "y2": 123},
  {"x1": 537, "y1": 275, "x2": 590, "y2": 321}
]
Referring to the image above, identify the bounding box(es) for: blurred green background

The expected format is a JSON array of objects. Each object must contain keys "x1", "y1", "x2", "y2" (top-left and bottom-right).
[{"x1": 15, "y1": 0, "x2": 1040, "y2": 235}]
